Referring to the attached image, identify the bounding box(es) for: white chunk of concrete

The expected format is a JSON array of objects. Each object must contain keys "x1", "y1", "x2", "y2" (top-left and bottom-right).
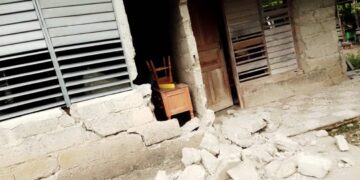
[
  {"x1": 315, "y1": 130, "x2": 329, "y2": 137},
  {"x1": 276, "y1": 159, "x2": 297, "y2": 178},
  {"x1": 200, "y1": 133, "x2": 220, "y2": 155},
  {"x1": 297, "y1": 153, "x2": 332, "y2": 179},
  {"x1": 181, "y1": 118, "x2": 200, "y2": 135},
  {"x1": 227, "y1": 161, "x2": 259, "y2": 180},
  {"x1": 200, "y1": 149, "x2": 219, "y2": 175},
  {"x1": 177, "y1": 165, "x2": 206, "y2": 180},
  {"x1": 155, "y1": 171, "x2": 169, "y2": 180},
  {"x1": 208, "y1": 158, "x2": 240, "y2": 180},
  {"x1": 335, "y1": 135, "x2": 350, "y2": 152},
  {"x1": 273, "y1": 134, "x2": 299, "y2": 152},
  {"x1": 222, "y1": 114, "x2": 267, "y2": 133},
  {"x1": 221, "y1": 124, "x2": 253, "y2": 148},
  {"x1": 128, "y1": 120, "x2": 181, "y2": 146},
  {"x1": 218, "y1": 144, "x2": 242, "y2": 160},
  {"x1": 181, "y1": 148, "x2": 202, "y2": 166}
]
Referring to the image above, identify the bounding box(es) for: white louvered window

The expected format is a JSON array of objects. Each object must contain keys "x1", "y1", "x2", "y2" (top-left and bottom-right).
[{"x1": 0, "y1": 0, "x2": 132, "y2": 121}]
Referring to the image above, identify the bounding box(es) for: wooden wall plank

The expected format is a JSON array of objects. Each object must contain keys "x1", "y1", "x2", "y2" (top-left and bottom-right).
[
  {"x1": 268, "y1": 53, "x2": 296, "y2": 64},
  {"x1": 264, "y1": 24, "x2": 291, "y2": 36},
  {"x1": 39, "y1": 0, "x2": 111, "y2": 9},
  {"x1": 0, "y1": 0, "x2": 26, "y2": 5},
  {"x1": 267, "y1": 42, "x2": 295, "y2": 53},
  {"x1": 0, "y1": 1, "x2": 33, "y2": 15},
  {"x1": 0, "y1": 11, "x2": 37, "y2": 26},
  {"x1": 271, "y1": 64, "x2": 298, "y2": 75},
  {"x1": 270, "y1": 59, "x2": 297, "y2": 69},
  {"x1": 267, "y1": 47, "x2": 295, "y2": 59},
  {"x1": 0, "y1": 40, "x2": 47, "y2": 57},
  {"x1": 45, "y1": 12, "x2": 115, "y2": 28},
  {"x1": 0, "y1": 31, "x2": 44, "y2": 46},
  {"x1": 51, "y1": 30, "x2": 119, "y2": 47},
  {"x1": 237, "y1": 60, "x2": 268, "y2": 72},
  {"x1": 43, "y1": 3, "x2": 113, "y2": 18},
  {"x1": 0, "y1": 21, "x2": 41, "y2": 36},
  {"x1": 48, "y1": 21, "x2": 118, "y2": 38}
]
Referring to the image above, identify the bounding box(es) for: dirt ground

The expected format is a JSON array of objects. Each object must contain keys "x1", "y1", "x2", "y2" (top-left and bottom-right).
[{"x1": 328, "y1": 117, "x2": 360, "y2": 147}]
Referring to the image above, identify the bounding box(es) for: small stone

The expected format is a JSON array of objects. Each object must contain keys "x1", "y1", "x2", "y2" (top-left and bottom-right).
[
  {"x1": 347, "y1": 123, "x2": 354, "y2": 128},
  {"x1": 200, "y1": 133, "x2": 220, "y2": 155},
  {"x1": 181, "y1": 148, "x2": 202, "y2": 166},
  {"x1": 200, "y1": 149, "x2": 219, "y2": 175},
  {"x1": 315, "y1": 130, "x2": 329, "y2": 137},
  {"x1": 297, "y1": 153, "x2": 332, "y2": 179},
  {"x1": 227, "y1": 161, "x2": 259, "y2": 180},
  {"x1": 177, "y1": 165, "x2": 206, "y2": 180},
  {"x1": 155, "y1": 171, "x2": 169, "y2": 180},
  {"x1": 335, "y1": 135, "x2": 350, "y2": 152},
  {"x1": 181, "y1": 118, "x2": 200, "y2": 135}
]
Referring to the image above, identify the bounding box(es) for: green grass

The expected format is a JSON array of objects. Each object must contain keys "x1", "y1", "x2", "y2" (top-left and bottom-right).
[{"x1": 346, "y1": 54, "x2": 360, "y2": 69}]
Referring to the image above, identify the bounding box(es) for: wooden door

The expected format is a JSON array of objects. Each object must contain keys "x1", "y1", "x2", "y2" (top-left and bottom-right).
[{"x1": 188, "y1": 0, "x2": 233, "y2": 112}]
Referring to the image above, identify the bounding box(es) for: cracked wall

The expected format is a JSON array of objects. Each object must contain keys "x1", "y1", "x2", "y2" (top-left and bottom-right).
[
  {"x1": 0, "y1": 85, "x2": 202, "y2": 180},
  {"x1": 239, "y1": 0, "x2": 347, "y2": 107}
]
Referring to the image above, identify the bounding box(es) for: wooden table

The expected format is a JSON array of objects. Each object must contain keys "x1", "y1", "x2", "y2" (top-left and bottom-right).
[{"x1": 153, "y1": 83, "x2": 194, "y2": 120}]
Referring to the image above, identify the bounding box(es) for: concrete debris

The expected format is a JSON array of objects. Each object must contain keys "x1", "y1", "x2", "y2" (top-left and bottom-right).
[
  {"x1": 181, "y1": 118, "x2": 200, "y2": 135},
  {"x1": 181, "y1": 148, "x2": 201, "y2": 166},
  {"x1": 315, "y1": 130, "x2": 329, "y2": 137},
  {"x1": 335, "y1": 135, "x2": 350, "y2": 152},
  {"x1": 221, "y1": 124, "x2": 253, "y2": 148},
  {"x1": 297, "y1": 153, "x2": 332, "y2": 179},
  {"x1": 273, "y1": 133, "x2": 299, "y2": 152},
  {"x1": 200, "y1": 133, "x2": 220, "y2": 155},
  {"x1": 155, "y1": 171, "x2": 169, "y2": 180},
  {"x1": 276, "y1": 159, "x2": 297, "y2": 178},
  {"x1": 200, "y1": 149, "x2": 219, "y2": 175},
  {"x1": 208, "y1": 158, "x2": 240, "y2": 180},
  {"x1": 218, "y1": 144, "x2": 242, "y2": 160},
  {"x1": 177, "y1": 165, "x2": 206, "y2": 180},
  {"x1": 227, "y1": 161, "x2": 259, "y2": 180},
  {"x1": 223, "y1": 114, "x2": 267, "y2": 134}
]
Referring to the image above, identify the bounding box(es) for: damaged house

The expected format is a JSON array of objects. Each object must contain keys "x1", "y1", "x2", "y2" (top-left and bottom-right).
[{"x1": 0, "y1": 0, "x2": 348, "y2": 179}]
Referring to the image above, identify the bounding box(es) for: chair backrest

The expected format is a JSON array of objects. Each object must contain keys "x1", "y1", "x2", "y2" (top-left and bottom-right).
[{"x1": 146, "y1": 56, "x2": 173, "y2": 86}]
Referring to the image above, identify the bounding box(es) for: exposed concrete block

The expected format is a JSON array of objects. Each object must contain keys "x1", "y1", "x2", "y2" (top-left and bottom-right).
[
  {"x1": 297, "y1": 153, "x2": 332, "y2": 179},
  {"x1": 177, "y1": 165, "x2": 206, "y2": 180},
  {"x1": 315, "y1": 130, "x2": 329, "y2": 137},
  {"x1": 128, "y1": 120, "x2": 181, "y2": 146},
  {"x1": 223, "y1": 114, "x2": 267, "y2": 134},
  {"x1": 11, "y1": 156, "x2": 58, "y2": 180},
  {"x1": 200, "y1": 149, "x2": 219, "y2": 175},
  {"x1": 221, "y1": 123, "x2": 252, "y2": 148},
  {"x1": 200, "y1": 133, "x2": 219, "y2": 155},
  {"x1": 181, "y1": 148, "x2": 201, "y2": 166},
  {"x1": 218, "y1": 144, "x2": 242, "y2": 160},
  {"x1": 227, "y1": 161, "x2": 259, "y2": 180},
  {"x1": 182, "y1": 118, "x2": 200, "y2": 135},
  {"x1": 208, "y1": 158, "x2": 240, "y2": 180},
  {"x1": 335, "y1": 135, "x2": 350, "y2": 152},
  {"x1": 0, "y1": 126, "x2": 99, "y2": 168}
]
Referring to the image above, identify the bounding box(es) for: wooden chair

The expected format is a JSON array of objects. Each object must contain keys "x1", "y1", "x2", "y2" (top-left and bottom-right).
[{"x1": 146, "y1": 56, "x2": 173, "y2": 87}]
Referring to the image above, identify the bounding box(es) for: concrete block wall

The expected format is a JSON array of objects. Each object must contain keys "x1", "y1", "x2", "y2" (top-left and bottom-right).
[
  {"x1": 240, "y1": 0, "x2": 347, "y2": 107},
  {"x1": 0, "y1": 85, "x2": 202, "y2": 180}
]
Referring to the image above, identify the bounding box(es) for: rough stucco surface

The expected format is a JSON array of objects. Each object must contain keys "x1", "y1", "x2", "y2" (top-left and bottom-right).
[
  {"x1": 240, "y1": 0, "x2": 347, "y2": 107},
  {"x1": 170, "y1": 0, "x2": 215, "y2": 126}
]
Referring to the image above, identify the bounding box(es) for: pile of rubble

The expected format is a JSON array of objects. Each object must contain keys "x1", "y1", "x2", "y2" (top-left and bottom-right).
[{"x1": 154, "y1": 113, "x2": 358, "y2": 180}]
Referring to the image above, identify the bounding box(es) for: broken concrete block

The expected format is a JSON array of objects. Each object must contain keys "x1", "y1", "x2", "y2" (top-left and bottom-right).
[
  {"x1": 276, "y1": 159, "x2": 297, "y2": 178},
  {"x1": 200, "y1": 133, "x2": 219, "y2": 155},
  {"x1": 222, "y1": 114, "x2": 267, "y2": 133},
  {"x1": 200, "y1": 149, "x2": 219, "y2": 175},
  {"x1": 221, "y1": 124, "x2": 253, "y2": 148},
  {"x1": 273, "y1": 134, "x2": 299, "y2": 152},
  {"x1": 199, "y1": 110, "x2": 216, "y2": 129},
  {"x1": 315, "y1": 130, "x2": 329, "y2": 137},
  {"x1": 297, "y1": 153, "x2": 332, "y2": 179},
  {"x1": 155, "y1": 171, "x2": 169, "y2": 180},
  {"x1": 208, "y1": 158, "x2": 240, "y2": 180},
  {"x1": 181, "y1": 148, "x2": 201, "y2": 166},
  {"x1": 181, "y1": 118, "x2": 200, "y2": 135},
  {"x1": 128, "y1": 120, "x2": 181, "y2": 146},
  {"x1": 264, "y1": 160, "x2": 282, "y2": 178},
  {"x1": 218, "y1": 144, "x2": 242, "y2": 160},
  {"x1": 335, "y1": 135, "x2": 350, "y2": 152},
  {"x1": 227, "y1": 161, "x2": 259, "y2": 180},
  {"x1": 177, "y1": 165, "x2": 206, "y2": 180}
]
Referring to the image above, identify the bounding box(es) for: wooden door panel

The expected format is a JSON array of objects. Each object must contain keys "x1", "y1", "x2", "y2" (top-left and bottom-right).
[{"x1": 189, "y1": 0, "x2": 233, "y2": 111}]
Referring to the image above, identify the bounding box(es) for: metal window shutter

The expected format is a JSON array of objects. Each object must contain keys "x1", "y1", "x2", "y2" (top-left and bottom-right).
[
  {"x1": 0, "y1": 0, "x2": 65, "y2": 121},
  {"x1": 37, "y1": 0, "x2": 132, "y2": 103},
  {"x1": 262, "y1": 2, "x2": 299, "y2": 75}
]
